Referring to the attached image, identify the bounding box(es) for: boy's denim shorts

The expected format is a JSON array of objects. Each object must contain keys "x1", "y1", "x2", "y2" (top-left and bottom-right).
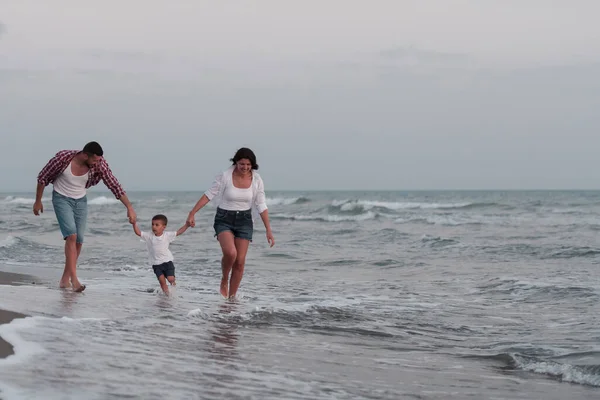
[
  {"x1": 52, "y1": 190, "x2": 88, "y2": 244},
  {"x1": 213, "y1": 207, "x2": 253, "y2": 241}
]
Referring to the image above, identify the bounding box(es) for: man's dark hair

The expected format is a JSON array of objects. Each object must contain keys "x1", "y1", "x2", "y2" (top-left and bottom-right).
[
  {"x1": 82, "y1": 141, "x2": 104, "y2": 157},
  {"x1": 152, "y1": 214, "x2": 168, "y2": 225}
]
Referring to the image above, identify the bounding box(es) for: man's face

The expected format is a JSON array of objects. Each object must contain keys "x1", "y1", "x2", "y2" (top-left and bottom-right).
[{"x1": 85, "y1": 154, "x2": 101, "y2": 167}]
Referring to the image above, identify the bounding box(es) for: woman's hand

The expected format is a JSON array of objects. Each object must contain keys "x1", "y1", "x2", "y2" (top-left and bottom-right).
[
  {"x1": 266, "y1": 229, "x2": 275, "y2": 247},
  {"x1": 186, "y1": 212, "x2": 196, "y2": 228}
]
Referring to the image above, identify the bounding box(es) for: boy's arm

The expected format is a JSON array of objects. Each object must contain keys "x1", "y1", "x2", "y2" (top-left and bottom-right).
[
  {"x1": 176, "y1": 221, "x2": 191, "y2": 236},
  {"x1": 132, "y1": 222, "x2": 142, "y2": 237}
]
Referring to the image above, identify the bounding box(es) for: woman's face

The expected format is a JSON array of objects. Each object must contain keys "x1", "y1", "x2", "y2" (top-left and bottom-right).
[{"x1": 236, "y1": 158, "x2": 252, "y2": 175}]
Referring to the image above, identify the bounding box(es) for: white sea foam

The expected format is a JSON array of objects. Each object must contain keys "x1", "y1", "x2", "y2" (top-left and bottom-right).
[
  {"x1": 274, "y1": 212, "x2": 377, "y2": 222},
  {"x1": 512, "y1": 354, "x2": 600, "y2": 387},
  {"x1": 267, "y1": 197, "x2": 299, "y2": 206},
  {"x1": 0, "y1": 317, "x2": 46, "y2": 366},
  {"x1": 88, "y1": 196, "x2": 120, "y2": 205},
  {"x1": 333, "y1": 199, "x2": 472, "y2": 211},
  {"x1": 2, "y1": 196, "x2": 50, "y2": 205},
  {"x1": 0, "y1": 236, "x2": 17, "y2": 248}
]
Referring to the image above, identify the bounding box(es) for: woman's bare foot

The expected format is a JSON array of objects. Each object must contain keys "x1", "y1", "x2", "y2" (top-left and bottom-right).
[
  {"x1": 59, "y1": 279, "x2": 72, "y2": 289},
  {"x1": 72, "y1": 280, "x2": 86, "y2": 292},
  {"x1": 73, "y1": 284, "x2": 86, "y2": 293},
  {"x1": 220, "y1": 278, "x2": 229, "y2": 298}
]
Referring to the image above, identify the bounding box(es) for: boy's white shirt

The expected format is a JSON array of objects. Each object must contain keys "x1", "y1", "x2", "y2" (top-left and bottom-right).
[
  {"x1": 204, "y1": 166, "x2": 268, "y2": 221},
  {"x1": 140, "y1": 231, "x2": 177, "y2": 265}
]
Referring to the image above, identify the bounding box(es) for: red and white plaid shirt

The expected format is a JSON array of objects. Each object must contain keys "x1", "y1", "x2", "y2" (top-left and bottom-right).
[{"x1": 37, "y1": 150, "x2": 126, "y2": 199}]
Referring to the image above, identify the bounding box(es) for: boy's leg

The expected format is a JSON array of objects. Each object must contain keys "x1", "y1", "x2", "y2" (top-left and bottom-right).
[
  {"x1": 157, "y1": 275, "x2": 169, "y2": 295},
  {"x1": 165, "y1": 262, "x2": 176, "y2": 286},
  {"x1": 153, "y1": 263, "x2": 170, "y2": 295}
]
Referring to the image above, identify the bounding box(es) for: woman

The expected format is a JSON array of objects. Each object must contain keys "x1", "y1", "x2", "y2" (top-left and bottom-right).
[{"x1": 187, "y1": 148, "x2": 275, "y2": 299}]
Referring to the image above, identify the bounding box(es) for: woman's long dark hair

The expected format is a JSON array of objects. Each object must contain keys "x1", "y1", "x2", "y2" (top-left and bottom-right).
[{"x1": 230, "y1": 147, "x2": 259, "y2": 170}]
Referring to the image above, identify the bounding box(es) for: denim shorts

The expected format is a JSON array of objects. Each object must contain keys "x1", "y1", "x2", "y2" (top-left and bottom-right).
[
  {"x1": 213, "y1": 207, "x2": 253, "y2": 241},
  {"x1": 52, "y1": 191, "x2": 88, "y2": 244},
  {"x1": 152, "y1": 261, "x2": 175, "y2": 279}
]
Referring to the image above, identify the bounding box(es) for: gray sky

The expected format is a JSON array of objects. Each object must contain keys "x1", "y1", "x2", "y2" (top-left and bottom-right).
[{"x1": 1, "y1": 0, "x2": 599, "y2": 191}]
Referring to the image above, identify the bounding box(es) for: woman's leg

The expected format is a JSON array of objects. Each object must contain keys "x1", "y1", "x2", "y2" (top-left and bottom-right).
[
  {"x1": 217, "y1": 231, "x2": 237, "y2": 298},
  {"x1": 228, "y1": 238, "x2": 250, "y2": 299}
]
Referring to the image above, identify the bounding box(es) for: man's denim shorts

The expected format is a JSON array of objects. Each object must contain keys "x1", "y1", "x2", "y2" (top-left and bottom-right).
[
  {"x1": 213, "y1": 207, "x2": 253, "y2": 241},
  {"x1": 52, "y1": 190, "x2": 88, "y2": 244}
]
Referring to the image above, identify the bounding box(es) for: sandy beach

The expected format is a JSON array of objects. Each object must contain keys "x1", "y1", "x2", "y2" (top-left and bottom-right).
[{"x1": 0, "y1": 271, "x2": 32, "y2": 359}]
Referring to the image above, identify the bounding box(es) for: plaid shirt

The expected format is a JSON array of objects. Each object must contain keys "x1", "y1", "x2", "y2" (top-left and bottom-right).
[{"x1": 37, "y1": 150, "x2": 126, "y2": 199}]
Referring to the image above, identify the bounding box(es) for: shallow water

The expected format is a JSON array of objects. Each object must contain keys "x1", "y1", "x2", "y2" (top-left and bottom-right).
[{"x1": 1, "y1": 190, "x2": 600, "y2": 399}]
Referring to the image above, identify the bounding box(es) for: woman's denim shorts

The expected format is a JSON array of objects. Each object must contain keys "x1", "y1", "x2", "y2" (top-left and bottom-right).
[{"x1": 213, "y1": 207, "x2": 253, "y2": 241}]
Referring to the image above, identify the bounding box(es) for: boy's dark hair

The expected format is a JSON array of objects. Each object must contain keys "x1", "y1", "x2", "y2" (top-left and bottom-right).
[
  {"x1": 230, "y1": 147, "x2": 259, "y2": 170},
  {"x1": 152, "y1": 214, "x2": 168, "y2": 225},
  {"x1": 82, "y1": 141, "x2": 104, "y2": 157}
]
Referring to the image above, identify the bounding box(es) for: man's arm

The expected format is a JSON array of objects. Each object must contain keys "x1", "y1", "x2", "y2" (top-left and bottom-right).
[
  {"x1": 176, "y1": 221, "x2": 192, "y2": 236},
  {"x1": 33, "y1": 150, "x2": 73, "y2": 216},
  {"x1": 119, "y1": 194, "x2": 137, "y2": 224},
  {"x1": 33, "y1": 182, "x2": 45, "y2": 215},
  {"x1": 99, "y1": 160, "x2": 137, "y2": 224}
]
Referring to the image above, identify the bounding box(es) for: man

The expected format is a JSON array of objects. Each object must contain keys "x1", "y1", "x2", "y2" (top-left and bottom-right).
[{"x1": 33, "y1": 141, "x2": 137, "y2": 292}]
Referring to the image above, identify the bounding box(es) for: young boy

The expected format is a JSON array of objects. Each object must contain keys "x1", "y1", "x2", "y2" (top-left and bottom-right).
[{"x1": 132, "y1": 214, "x2": 191, "y2": 295}]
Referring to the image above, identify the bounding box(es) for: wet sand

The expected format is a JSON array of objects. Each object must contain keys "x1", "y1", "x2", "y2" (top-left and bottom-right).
[{"x1": 0, "y1": 271, "x2": 33, "y2": 358}]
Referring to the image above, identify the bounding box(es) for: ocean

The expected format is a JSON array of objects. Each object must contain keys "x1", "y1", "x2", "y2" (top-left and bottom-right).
[{"x1": 1, "y1": 190, "x2": 600, "y2": 399}]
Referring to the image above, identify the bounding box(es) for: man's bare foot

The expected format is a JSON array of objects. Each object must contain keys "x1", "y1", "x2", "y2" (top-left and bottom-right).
[{"x1": 220, "y1": 278, "x2": 229, "y2": 298}]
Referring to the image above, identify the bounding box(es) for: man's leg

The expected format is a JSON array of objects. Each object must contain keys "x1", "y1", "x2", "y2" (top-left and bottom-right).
[
  {"x1": 52, "y1": 192, "x2": 78, "y2": 289},
  {"x1": 64, "y1": 234, "x2": 79, "y2": 287},
  {"x1": 70, "y1": 197, "x2": 88, "y2": 291}
]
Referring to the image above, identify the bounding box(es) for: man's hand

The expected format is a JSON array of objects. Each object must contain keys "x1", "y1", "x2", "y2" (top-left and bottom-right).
[
  {"x1": 33, "y1": 201, "x2": 44, "y2": 216},
  {"x1": 127, "y1": 207, "x2": 137, "y2": 224}
]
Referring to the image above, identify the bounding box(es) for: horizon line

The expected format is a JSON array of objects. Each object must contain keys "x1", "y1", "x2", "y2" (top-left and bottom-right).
[{"x1": 2, "y1": 188, "x2": 600, "y2": 193}]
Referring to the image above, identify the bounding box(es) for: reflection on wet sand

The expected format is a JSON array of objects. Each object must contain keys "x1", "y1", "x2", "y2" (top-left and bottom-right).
[{"x1": 207, "y1": 303, "x2": 240, "y2": 361}]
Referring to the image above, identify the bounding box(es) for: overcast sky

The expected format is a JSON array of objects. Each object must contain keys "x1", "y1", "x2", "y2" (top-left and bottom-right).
[{"x1": 1, "y1": 0, "x2": 599, "y2": 191}]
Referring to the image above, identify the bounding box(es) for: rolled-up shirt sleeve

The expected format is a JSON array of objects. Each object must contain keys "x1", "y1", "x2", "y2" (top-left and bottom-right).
[
  {"x1": 99, "y1": 160, "x2": 126, "y2": 199},
  {"x1": 204, "y1": 172, "x2": 223, "y2": 200},
  {"x1": 255, "y1": 176, "x2": 268, "y2": 214},
  {"x1": 37, "y1": 150, "x2": 73, "y2": 186}
]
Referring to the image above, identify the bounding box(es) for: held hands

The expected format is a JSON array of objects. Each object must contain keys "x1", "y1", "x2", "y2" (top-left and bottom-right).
[
  {"x1": 127, "y1": 207, "x2": 137, "y2": 224},
  {"x1": 33, "y1": 201, "x2": 43, "y2": 216},
  {"x1": 266, "y1": 230, "x2": 275, "y2": 247},
  {"x1": 186, "y1": 213, "x2": 196, "y2": 228}
]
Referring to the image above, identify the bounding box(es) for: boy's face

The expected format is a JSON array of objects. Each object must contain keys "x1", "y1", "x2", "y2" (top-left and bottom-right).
[{"x1": 151, "y1": 220, "x2": 166, "y2": 235}]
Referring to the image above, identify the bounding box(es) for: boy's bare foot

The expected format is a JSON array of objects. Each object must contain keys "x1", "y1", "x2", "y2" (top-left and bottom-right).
[{"x1": 220, "y1": 278, "x2": 229, "y2": 298}]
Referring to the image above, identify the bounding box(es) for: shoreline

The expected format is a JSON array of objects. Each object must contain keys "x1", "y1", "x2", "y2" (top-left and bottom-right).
[{"x1": 0, "y1": 270, "x2": 34, "y2": 359}]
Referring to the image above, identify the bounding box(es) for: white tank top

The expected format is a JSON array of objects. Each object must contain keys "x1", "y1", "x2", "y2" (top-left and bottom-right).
[
  {"x1": 53, "y1": 162, "x2": 89, "y2": 199},
  {"x1": 219, "y1": 179, "x2": 253, "y2": 211}
]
